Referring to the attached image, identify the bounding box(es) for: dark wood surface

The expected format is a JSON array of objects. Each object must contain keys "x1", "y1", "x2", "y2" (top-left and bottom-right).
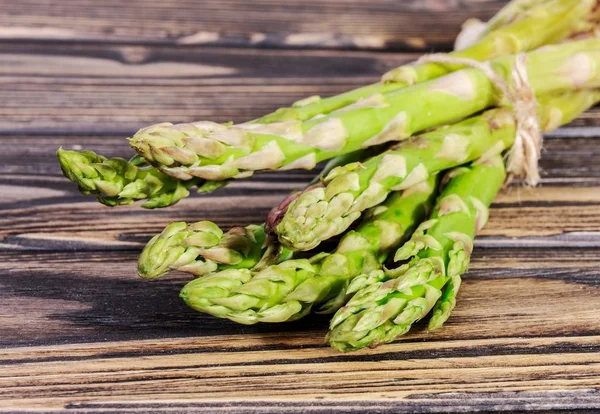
[
  {"x1": 2, "y1": 1, "x2": 600, "y2": 412},
  {"x1": 0, "y1": 0, "x2": 507, "y2": 49}
]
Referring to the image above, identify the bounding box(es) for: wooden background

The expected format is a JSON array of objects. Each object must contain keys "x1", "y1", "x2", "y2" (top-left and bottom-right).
[{"x1": 1, "y1": 0, "x2": 600, "y2": 412}]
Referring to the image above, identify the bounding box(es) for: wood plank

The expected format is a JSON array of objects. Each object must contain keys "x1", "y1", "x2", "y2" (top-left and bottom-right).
[
  {"x1": 1, "y1": 44, "x2": 599, "y2": 134},
  {"x1": 2, "y1": 2, "x2": 599, "y2": 412},
  {"x1": 0, "y1": 0, "x2": 508, "y2": 49},
  {"x1": 0, "y1": 248, "x2": 599, "y2": 411},
  {"x1": 0, "y1": 44, "x2": 415, "y2": 133},
  {"x1": 1, "y1": 334, "x2": 600, "y2": 412},
  {"x1": 3, "y1": 186, "x2": 600, "y2": 251}
]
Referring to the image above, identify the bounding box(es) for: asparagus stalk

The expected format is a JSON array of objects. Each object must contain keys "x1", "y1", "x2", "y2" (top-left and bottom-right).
[
  {"x1": 258, "y1": 0, "x2": 593, "y2": 123},
  {"x1": 327, "y1": 156, "x2": 506, "y2": 352},
  {"x1": 129, "y1": 39, "x2": 600, "y2": 183},
  {"x1": 276, "y1": 86, "x2": 600, "y2": 251},
  {"x1": 56, "y1": 149, "x2": 227, "y2": 208},
  {"x1": 480, "y1": 0, "x2": 555, "y2": 33},
  {"x1": 179, "y1": 177, "x2": 438, "y2": 325}
]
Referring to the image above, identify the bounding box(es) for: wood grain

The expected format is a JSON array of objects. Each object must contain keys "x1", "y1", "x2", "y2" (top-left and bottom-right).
[
  {"x1": 2, "y1": 44, "x2": 599, "y2": 133},
  {"x1": 1, "y1": 335, "x2": 600, "y2": 412},
  {"x1": 0, "y1": 0, "x2": 508, "y2": 50},
  {"x1": 2, "y1": 0, "x2": 600, "y2": 411},
  {"x1": 1, "y1": 246, "x2": 600, "y2": 346},
  {"x1": 0, "y1": 43, "x2": 413, "y2": 132},
  {"x1": 1, "y1": 132, "x2": 600, "y2": 411}
]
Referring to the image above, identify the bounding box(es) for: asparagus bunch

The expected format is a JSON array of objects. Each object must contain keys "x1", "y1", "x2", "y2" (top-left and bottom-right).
[
  {"x1": 327, "y1": 156, "x2": 506, "y2": 352},
  {"x1": 176, "y1": 89, "x2": 600, "y2": 329},
  {"x1": 180, "y1": 177, "x2": 438, "y2": 324},
  {"x1": 54, "y1": 0, "x2": 600, "y2": 354},
  {"x1": 324, "y1": 90, "x2": 600, "y2": 352}
]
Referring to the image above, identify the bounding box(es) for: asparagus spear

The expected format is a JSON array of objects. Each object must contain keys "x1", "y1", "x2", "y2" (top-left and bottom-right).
[
  {"x1": 56, "y1": 99, "x2": 365, "y2": 210},
  {"x1": 129, "y1": 39, "x2": 600, "y2": 182},
  {"x1": 57, "y1": 117, "x2": 358, "y2": 209},
  {"x1": 56, "y1": 149, "x2": 227, "y2": 208},
  {"x1": 276, "y1": 87, "x2": 600, "y2": 251},
  {"x1": 479, "y1": 0, "x2": 555, "y2": 33},
  {"x1": 327, "y1": 156, "x2": 506, "y2": 352},
  {"x1": 180, "y1": 177, "x2": 438, "y2": 325},
  {"x1": 383, "y1": 0, "x2": 595, "y2": 83}
]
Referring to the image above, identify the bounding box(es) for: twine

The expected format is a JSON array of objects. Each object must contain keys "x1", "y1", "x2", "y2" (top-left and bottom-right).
[{"x1": 416, "y1": 53, "x2": 543, "y2": 186}]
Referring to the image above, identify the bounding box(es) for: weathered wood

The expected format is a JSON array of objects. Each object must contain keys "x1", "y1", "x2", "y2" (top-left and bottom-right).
[
  {"x1": 0, "y1": 44, "x2": 413, "y2": 132},
  {"x1": 2, "y1": 1, "x2": 600, "y2": 411},
  {"x1": 0, "y1": 0, "x2": 509, "y2": 49},
  {"x1": 1, "y1": 44, "x2": 599, "y2": 134},
  {"x1": 1, "y1": 332, "x2": 600, "y2": 412}
]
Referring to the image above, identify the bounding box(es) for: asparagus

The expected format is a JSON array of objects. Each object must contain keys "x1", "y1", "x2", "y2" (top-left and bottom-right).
[
  {"x1": 179, "y1": 177, "x2": 438, "y2": 325},
  {"x1": 59, "y1": 1, "x2": 595, "y2": 202},
  {"x1": 57, "y1": 118, "x2": 355, "y2": 209},
  {"x1": 327, "y1": 156, "x2": 506, "y2": 352},
  {"x1": 478, "y1": 0, "x2": 555, "y2": 33},
  {"x1": 129, "y1": 39, "x2": 600, "y2": 183},
  {"x1": 275, "y1": 86, "x2": 600, "y2": 251},
  {"x1": 57, "y1": 114, "x2": 366, "y2": 210},
  {"x1": 57, "y1": 149, "x2": 227, "y2": 208}
]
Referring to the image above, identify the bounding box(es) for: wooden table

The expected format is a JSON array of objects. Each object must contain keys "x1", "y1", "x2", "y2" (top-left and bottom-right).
[{"x1": 1, "y1": 1, "x2": 600, "y2": 412}]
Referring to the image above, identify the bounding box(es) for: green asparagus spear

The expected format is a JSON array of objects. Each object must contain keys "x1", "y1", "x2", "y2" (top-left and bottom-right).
[
  {"x1": 129, "y1": 40, "x2": 600, "y2": 183},
  {"x1": 382, "y1": 0, "x2": 595, "y2": 84},
  {"x1": 276, "y1": 88, "x2": 600, "y2": 251},
  {"x1": 179, "y1": 177, "x2": 438, "y2": 325},
  {"x1": 56, "y1": 149, "x2": 224, "y2": 208},
  {"x1": 58, "y1": 119, "x2": 367, "y2": 210},
  {"x1": 481, "y1": 0, "x2": 555, "y2": 33},
  {"x1": 327, "y1": 156, "x2": 506, "y2": 352}
]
